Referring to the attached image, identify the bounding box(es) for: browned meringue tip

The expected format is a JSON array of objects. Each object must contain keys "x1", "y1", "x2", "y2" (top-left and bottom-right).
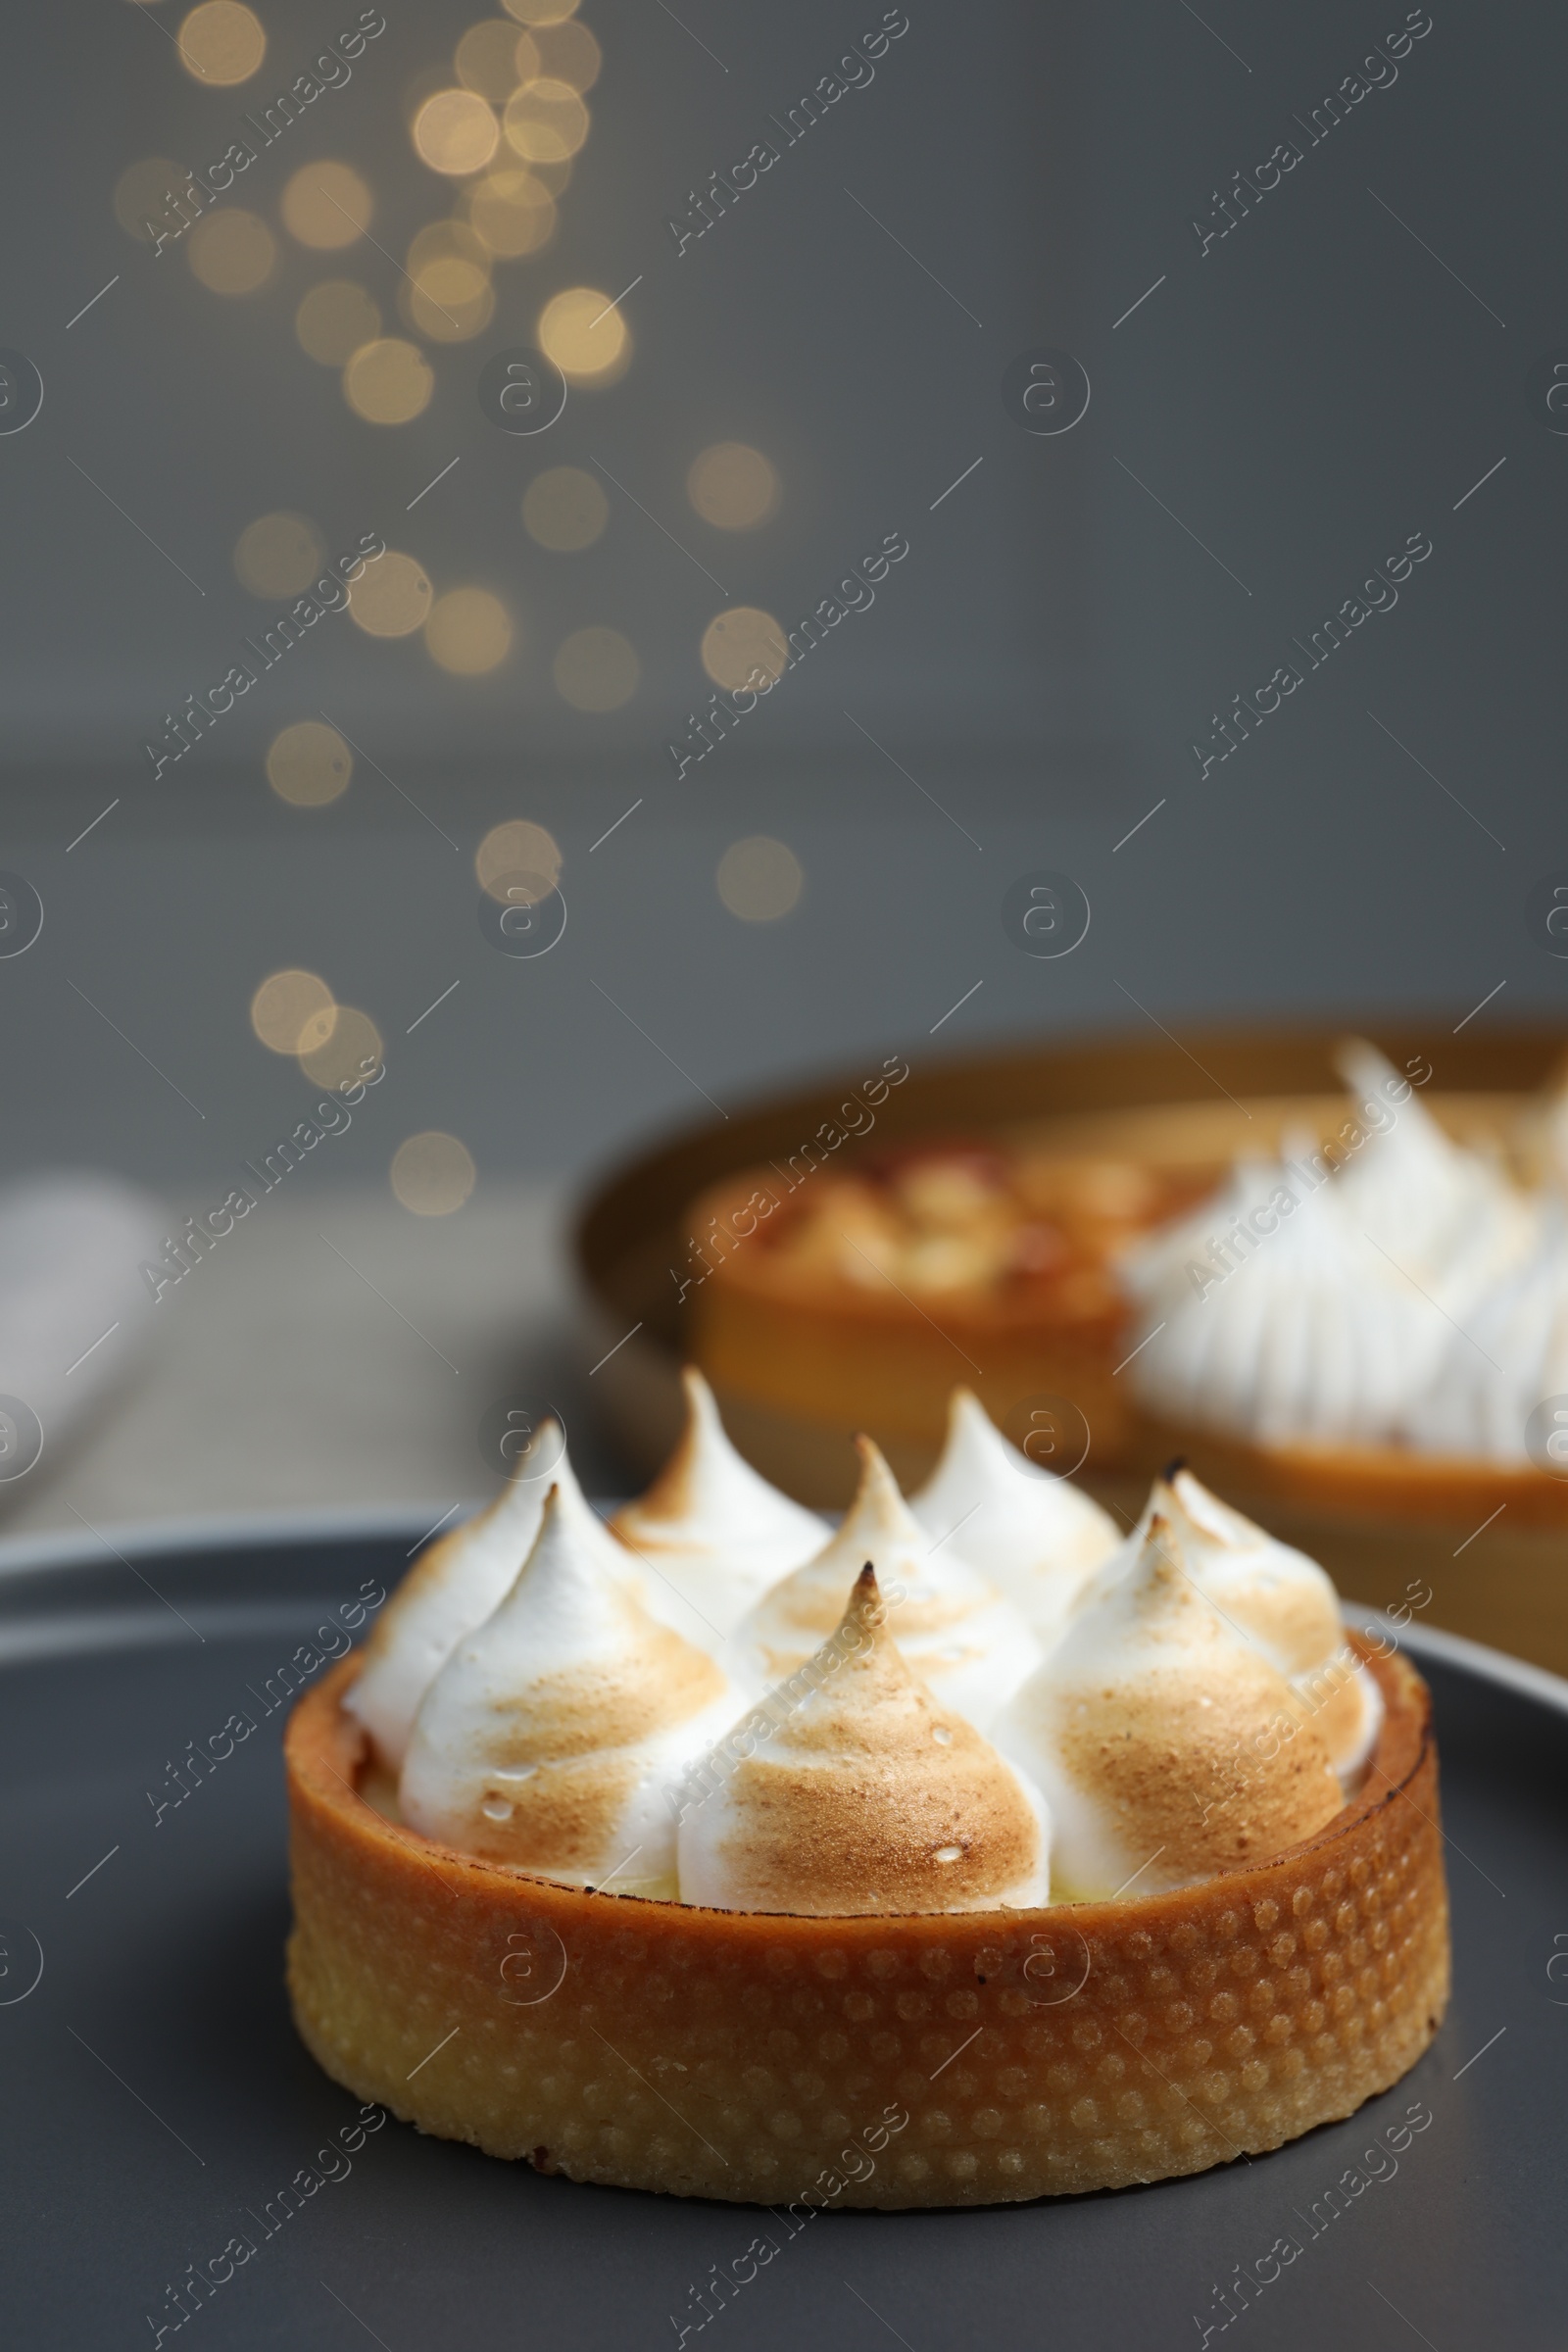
[
  {"x1": 845, "y1": 1559, "x2": 885, "y2": 1627},
  {"x1": 1160, "y1": 1454, "x2": 1188, "y2": 1483}
]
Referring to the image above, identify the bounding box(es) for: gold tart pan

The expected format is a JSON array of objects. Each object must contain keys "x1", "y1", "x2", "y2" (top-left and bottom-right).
[{"x1": 286, "y1": 1641, "x2": 1448, "y2": 2209}]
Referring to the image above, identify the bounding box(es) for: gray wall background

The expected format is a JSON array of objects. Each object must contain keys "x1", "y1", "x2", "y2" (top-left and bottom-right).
[{"x1": 2, "y1": 0, "x2": 1563, "y2": 1199}]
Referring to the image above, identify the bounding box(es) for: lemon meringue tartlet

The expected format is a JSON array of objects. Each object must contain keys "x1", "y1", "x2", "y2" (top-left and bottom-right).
[{"x1": 286, "y1": 1382, "x2": 1449, "y2": 2208}]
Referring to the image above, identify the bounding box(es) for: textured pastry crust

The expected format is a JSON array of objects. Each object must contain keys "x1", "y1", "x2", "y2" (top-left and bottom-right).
[{"x1": 285, "y1": 1639, "x2": 1447, "y2": 2208}]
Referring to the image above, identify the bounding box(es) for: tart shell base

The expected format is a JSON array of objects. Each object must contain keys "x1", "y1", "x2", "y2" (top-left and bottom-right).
[{"x1": 286, "y1": 1643, "x2": 1448, "y2": 2209}]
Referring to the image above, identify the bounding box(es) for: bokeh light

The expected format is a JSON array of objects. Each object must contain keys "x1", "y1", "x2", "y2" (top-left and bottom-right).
[
  {"x1": 296, "y1": 279, "x2": 381, "y2": 365},
  {"x1": 717, "y1": 836, "x2": 805, "y2": 922},
  {"x1": 177, "y1": 1, "x2": 266, "y2": 83},
  {"x1": 301, "y1": 1006, "x2": 383, "y2": 1091},
  {"x1": 414, "y1": 88, "x2": 501, "y2": 175},
  {"x1": 522, "y1": 465, "x2": 608, "y2": 551},
  {"x1": 466, "y1": 167, "x2": 556, "y2": 257},
  {"x1": 233, "y1": 512, "x2": 323, "y2": 598},
  {"x1": 114, "y1": 159, "x2": 189, "y2": 244},
  {"x1": 280, "y1": 162, "x2": 373, "y2": 249},
  {"x1": 687, "y1": 442, "x2": 781, "y2": 530},
  {"x1": 701, "y1": 607, "x2": 788, "y2": 691},
  {"x1": 553, "y1": 625, "x2": 638, "y2": 710},
  {"x1": 251, "y1": 968, "x2": 337, "y2": 1056},
  {"x1": 391, "y1": 1132, "x2": 477, "y2": 1216},
  {"x1": 266, "y1": 721, "x2": 353, "y2": 807},
  {"x1": 536, "y1": 285, "x2": 628, "y2": 380},
  {"x1": 476, "y1": 819, "x2": 562, "y2": 901},
  {"x1": 425, "y1": 588, "x2": 513, "y2": 674},
  {"x1": 405, "y1": 254, "x2": 494, "y2": 342},
  {"x1": 456, "y1": 19, "x2": 538, "y2": 97},
  {"x1": 502, "y1": 0, "x2": 580, "y2": 23},
  {"x1": 531, "y1": 18, "x2": 601, "y2": 88},
  {"x1": 347, "y1": 552, "x2": 434, "y2": 636},
  {"x1": 503, "y1": 78, "x2": 589, "y2": 164},
  {"x1": 187, "y1": 209, "x2": 276, "y2": 294},
  {"x1": 342, "y1": 337, "x2": 434, "y2": 424}
]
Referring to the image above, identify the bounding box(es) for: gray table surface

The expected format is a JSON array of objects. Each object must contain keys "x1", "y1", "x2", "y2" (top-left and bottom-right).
[{"x1": 0, "y1": 1184, "x2": 630, "y2": 1544}]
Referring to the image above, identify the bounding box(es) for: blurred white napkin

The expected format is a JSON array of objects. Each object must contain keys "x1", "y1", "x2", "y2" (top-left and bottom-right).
[{"x1": 0, "y1": 1173, "x2": 168, "y2": 1492}]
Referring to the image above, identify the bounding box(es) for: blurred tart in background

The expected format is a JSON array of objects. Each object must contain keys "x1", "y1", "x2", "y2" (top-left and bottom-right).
[{"x1": 685, "y1": 1141, "x2": 1211, "y2": 1491}]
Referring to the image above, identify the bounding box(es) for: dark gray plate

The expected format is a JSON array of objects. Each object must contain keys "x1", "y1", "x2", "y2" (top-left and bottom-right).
[{"x1": 0, "y1": 1510, "x2": 1562, "y2": 2351}]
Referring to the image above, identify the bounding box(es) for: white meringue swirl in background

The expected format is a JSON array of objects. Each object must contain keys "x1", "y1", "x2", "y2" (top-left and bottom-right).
[{"x1": 1122, "y1": 1039, "x2": 1540, "y2": 1453}]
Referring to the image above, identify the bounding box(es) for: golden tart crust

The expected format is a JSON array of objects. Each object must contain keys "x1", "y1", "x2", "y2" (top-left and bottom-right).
[{"x1": 285, "y1": 1640, "x2": 1448, "y2": 2208}]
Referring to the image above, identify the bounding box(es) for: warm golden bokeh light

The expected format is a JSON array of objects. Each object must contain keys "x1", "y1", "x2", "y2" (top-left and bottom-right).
[
  {"x1": 502, "y1": 0, "x2": 579, "y2": 23},
  {"x1": 391, "y1": 1132, "x2": 477, "y2": 1216},
  {"x1": 177, "y1": 0, "x2": 266, "y2": 83},
  {"x1": 296, "y1": 279, "x2": 381, "y2": 365},
  {"x1": 251, "y1": 968, "x2": 337, "y2": 1056},
  {"x1": 414, "y1": 87, "x2": 501, "y2": 175},
  {"x1": 233, "y1": 512, "x2": 323, "y2": 599},
  {"x1": 687, "y1": 442, "x2": 781, "y2": 531},
  {"x1": 701, "y1": 606, "x2": 788, "y2": 692},
  {"x1": 187, "y1": 209, "x2": 276, "y2": 294},
  {"x1": 536, "y1": 285, "x2": 628, "y2": 380},
  {"x1": 347, "y1": 551, "x2": 434, "y2": 636},
  {"x1": 530, "y1": 18, "x2": 601, "y2": 88},
  {"x1": 455, "y1": 19, "x2": 538, "y2": 98},
  {"x1": 503, "y1": 77, "x2": 589, "y2": 164},
  {"x1": 405, "y1": 255, "x2": 495, "y2": 342},
  {"x1": 466, "y1": 167, "x2": 556, "y2": 257},
  {"x1": 408, "y1": 219, "x2": 492, "y2": 274},
  {"x1": 476, "y1": 819, "x2": 562, "y2": 901},
  {"x1": 280, "y1": 162, "x2": 373, "y2": 249},
  {"x1": 522, "y1": 465, "x2": 608, "y2": 551},
  {"x1": 114, "y1": 159, "x2": 189, "y2": 244},
  {"x1": 553, "y1": 625, "x2": 638, "y2": 711},
  {"x1": 342, "y1": 337, "x2": 434, "y2": 424},
  {"x1": 301, "y1": 1006, "x2": 383, "y2": 1090},
  {"x1": 425, "y1": 588, "x2": 513, "y2": 674},
  {"x1": 716, "y1": 836, "x2": 805, "y2": 923},
  {"x1": 266, "y1": 721, "x2": 353, "y2": 807}
]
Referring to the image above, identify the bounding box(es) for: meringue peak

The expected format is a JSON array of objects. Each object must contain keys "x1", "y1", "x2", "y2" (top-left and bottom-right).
[
  {"x1": 736, "y1": 1433, "x2": 1042, "y2": 1730},
  {"x1": 1149, "y1": 1466, "x2": 1382, "y2": 1780},
  {"x1": 610, "y1": 1367, "x2": 825, "y2": 1643},
  {"x1": 910, "y1": 1388, "x2": 1121, "y2": 1642},
  {"x1": 346, "y1": 1418, "x2": 638, "y2": 1772},
  {"x1": 399, "y1": 1485, "x2": 737, "y2": 1891},
  {"x1": 677, "y1": 1564, "x2": 1049, "y2": 1915},
  {"x1": 995, "y1": 1508, "x2": 1344, "y2": 1900}
]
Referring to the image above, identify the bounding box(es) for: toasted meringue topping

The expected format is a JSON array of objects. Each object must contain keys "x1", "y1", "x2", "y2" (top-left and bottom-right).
[
  {"x1": 346, "y1": 1421, "x2": 640, "y2": 1771},
  {"x1": 994, "y1": 1513, "x2": 1344, "y2": 1900},
  {"x1": 1333, "y1": 1039, "x2": 1527, "y2": 1297},
  {"x1": 1151, "y1": 1467, "x2": 1382, "y2": 1781},
  {"x1": 1122, "y1": 1043, "x2": 1534, "y2": 1452},
  {"x1": 1400, "y1": 1206, "x2": 1568, "y2": 1462},
  {"x1": 1124, "y1": 1150, "x2": 1453, "y2": 1446},
  {"x1": 734, "y1": 1435, "x2": 1042, "y2": 1730},
  {"x1": 910, "y1": 1388, "x2": 1120, "y2": 1645},
  {"x1": 610, "y1": 1368, "x2": 827, "y2": 1645},
  {"x1": 677, "y1": 1566, "x2": 1049, "y2": 1915},
  {"x1": 399, "y1": 1486, "x2": 738, "y2": 1898}
]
